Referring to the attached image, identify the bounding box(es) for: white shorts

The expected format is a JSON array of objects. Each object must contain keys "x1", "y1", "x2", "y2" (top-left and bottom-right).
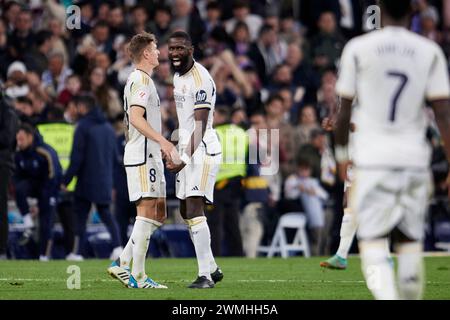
[
  {"x1": 125, "y1": 156, "x2": 166, "y2": 202},
  {"x1": 175, "y1": 144, "x2": 222, "y2": 204},
  {"x1": 349, "y1": 168, "x2": 433, "y2": 241}
]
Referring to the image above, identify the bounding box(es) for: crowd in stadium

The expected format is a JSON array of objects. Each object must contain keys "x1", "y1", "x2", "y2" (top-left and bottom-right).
[{"x1": 0, "y1": 0, "x2": 449, "y2": 260}]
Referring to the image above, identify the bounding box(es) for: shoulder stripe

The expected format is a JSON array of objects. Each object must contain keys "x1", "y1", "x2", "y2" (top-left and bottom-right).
[
  {"x1": 139, "y1": 71, "x2": 150, "y2": 86},
  {"x1": 36, "y1": 147, "x2": 55, "y2": 179},
  {"x1": 192, "y1": 66, "x2": 202, "y2": 88}
]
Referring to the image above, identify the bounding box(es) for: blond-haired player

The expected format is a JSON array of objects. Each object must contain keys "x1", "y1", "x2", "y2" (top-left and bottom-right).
[{"x1": 107, "y1": 32, "x2": 175, "y2": 289}]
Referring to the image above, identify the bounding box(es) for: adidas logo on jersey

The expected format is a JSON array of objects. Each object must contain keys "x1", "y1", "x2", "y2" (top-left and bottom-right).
[{"x1": 191, "y1": 186, "x2": 199, "y2": 191}]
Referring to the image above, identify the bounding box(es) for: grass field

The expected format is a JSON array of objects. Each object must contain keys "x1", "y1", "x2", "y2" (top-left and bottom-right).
[{"x1": 0, "y1": 256, "x2": 449, "y2": 300}]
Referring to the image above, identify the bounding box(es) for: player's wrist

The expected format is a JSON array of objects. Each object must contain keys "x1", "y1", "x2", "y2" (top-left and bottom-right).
[{"x1": 335, "y1": 145, "x2": 350, "y2": 163}]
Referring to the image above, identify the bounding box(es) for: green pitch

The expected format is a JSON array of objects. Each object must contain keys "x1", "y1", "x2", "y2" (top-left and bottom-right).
[{"x1": 0, "y1": 257, "x2": 449, "y2": 300}]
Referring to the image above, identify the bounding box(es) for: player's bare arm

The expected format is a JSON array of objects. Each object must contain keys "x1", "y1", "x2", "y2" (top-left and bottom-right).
[
  {"x1": 334, "y1": 97, "x2": 353, "y2": 182},
  {"x1": 129, "y1": 105, "x2": 175, "y2": 161},
  {"x1": 430, "y1": 99, "x2": 450, "y2": 199},
  {"x1": 167, "y1": 108, "x2": 209, "y2": 173}
]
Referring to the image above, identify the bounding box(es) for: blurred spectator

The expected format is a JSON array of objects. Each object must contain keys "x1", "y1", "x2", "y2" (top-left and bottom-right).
[
  {"x1": 0, "y1": 19, "x2": 7, "y2": 70},
  {"x1": 225, "y1": 0, "x2": 263, "y2": 41},
  {"x1": 41, "y1": 52, "x2": 73, "y2": 100},
  {"x1": 107, "y1": 4, "x2": 131, "y2": 43},
  {"x1": 170, "y1": 0, "x2": 206, "y2": 49},
  {"x1": 61, "y1": 95, "x2": 122, "y2": 261},
  {"x1": 95, "y1": 1, "x2": 111, "y2": 25},
  {"x1": 240, "y1": 110, "x2": 271, "y2": 258},
  {"x1": 279, "y1": 14, "x2": 304, "y2": 44},
  {"x1": 284, "y1": 159, "x2": 328, "y2": 256},
  {"x1": 296, "y1": 128, "x2": 336, "y2": 189},
  {"x1": 0, "y1": 94, "x2": 19, "y2": 259},
  {"x1": 310, "y1": 11, "x2": 346, "y2": 72},
  {"x1": 78, "y1": 21, "x2": 113, "y2": 62},
  {"x1": 266, "y1": 63, "x2": 294, "y2": 94},
  {"x1": 36, "y1": 109, "x2": 79, "y2": 256},
  {"x1": 82, "y1": 66, "x2": 122, "y2": 120},
  {"x1": 204, "y1": 1, "x2": 223, "y2": 33},
  {"x1": 285, "y1": 42, "x2": 319, "y2": 105},
  {"x1": 293, "y1": 105, "x2": 321, "y2": 146},
  {"x1": 147, "y1": 5, "x2": 173, "y2": 45},
  {"x1": 231, "y1": 106, "x2": 248, "y2": 129},
  {"x1": 207, "y1": 106, "x2": 247, "y2": 257},
  {"x1": 46, "y1": 17, "x2": 70, "y2": 66},
  {"x1": 23, "y1": 30, "x2": 53, "y2": 77},
  {"x1": 13, "y1": 96, "x2": 35, "y2": 124},
  {"x1": 4, "y1": 61, "x2": 29, "y2": 99},
  {"x1": 264, "y1": 94, "x2": 296, "y2": 178},
  {"x1": 70, "y1": 0, "x2": 94, "y2": 41},
  {"x1": 7, "y1": 9, "x2": 34, "y2": 60},
  {"x1": 316, "y1": 76, "x2": 338, "y2": 122},
  {"x1": 230, "y1": 21, "x2": 252, "y2": 59},
  {"x1": 110, "y1": 38, "x2": 133, "y2": 91},
  {"x1": 94, "y1": 51, "x2": 120, "y2": 90},
  {"x1": 27, "y1": 78, "x2": 53, "y2": 122},
  {"x1": 248, "y1": 24, "x2": 287, "y2": 85},
  {"x1": 421, "y1": 6, "x2": 443, "y2": 44},
  {"x1": 57, "y1": 74, "x2": 82, "y2": 107},
  {"x1": 14, "y1": 123, "x2": 62, "y2": 261},
  {"x1": 278, "y1": 86, "x2": 296, "y2": 124},
  {"x1": 411, "y1": 0, "x2": 440, "y2": 34},
  {"x1": 2, "y1": 1, "x2": 21, "y2": 34},
  {"x1": 130, "y1": 5, "x2": 150, "y2": 35}
]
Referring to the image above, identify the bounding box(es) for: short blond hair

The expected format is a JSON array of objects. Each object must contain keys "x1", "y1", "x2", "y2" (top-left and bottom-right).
[{"x1": 128, "y1": 32, "x2": 156, "y2": 63}]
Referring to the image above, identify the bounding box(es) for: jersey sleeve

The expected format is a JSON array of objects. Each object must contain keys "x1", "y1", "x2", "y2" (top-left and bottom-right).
[
  {"x1": 426, "y1": 46, "x2": 450, "y2": 101},
  {"x1": 128, "y1": 76, "x2": 151, "y2": 108},
  {"x1": 193, "y1": 78, "x2": 215, "y2": 110},
  {"x1": 336, "y1": 40, "x2": 357, "y2": 100}
]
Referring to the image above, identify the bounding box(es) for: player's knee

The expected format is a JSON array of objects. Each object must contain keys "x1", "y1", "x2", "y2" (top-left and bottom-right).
[{"x1": 185, "y1": 197, "x2": 204, "y2": 219}]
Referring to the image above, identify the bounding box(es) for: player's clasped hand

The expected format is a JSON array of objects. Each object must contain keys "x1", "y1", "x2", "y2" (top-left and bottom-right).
[
  {"x1": 165, "y1": 155, "x2": 186, "y2": 174},
  {"x1": 160, "y1": 139, "x2": 176, "y2": 162}
]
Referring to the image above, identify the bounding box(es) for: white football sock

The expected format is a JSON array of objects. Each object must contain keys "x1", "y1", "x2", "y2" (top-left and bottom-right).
[
  {"x1": 360, "y1": 239, "x2": 398, "y2": 300},
  {"x1": 131, "y1": 216, "x2": 161, "y2": 282},
  {"x1": 395, "y1": 242, "x2": 424, "y2": 300},
  {"x1": 186, "y1": 219, "x2": 217, "y2": 273},
  {"x1": 336, "y1": 209, "x2": 357, "y2": 259},
  {"x1": 119, "y1": 235, "x2": 134, "y2": 268},
  {"x1": 187, "y1": 216, "x2": 215, "y2": 280}
]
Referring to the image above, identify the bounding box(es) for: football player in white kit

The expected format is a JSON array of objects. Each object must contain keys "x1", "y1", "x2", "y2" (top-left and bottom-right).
[
  {"x1": 320, "y1": 116, "x2": 359, "y2": 270},
  {"x1": 320, "y1": 112, "x2": 392, "y2": 270},
  {"x1": 166, "y1": 31, "x2": 223, "y2": 289},
  {"x1": 334, "y1": 0, "x2": 450, "y2": 300},
  {"x1": 107, "y1": 32, "x2": 175, "y2": 289}
]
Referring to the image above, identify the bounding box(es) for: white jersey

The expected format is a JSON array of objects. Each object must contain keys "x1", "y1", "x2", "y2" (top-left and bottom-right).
[
  {"x1": 173, "y1": 62, "x2": 221, "y2": 155},
  {"x1": 336, "y1": 26, "x2": 450, "y2": 169},
  {"x1": 123, "y1": 69, "x2": 161, "y2": 166}
]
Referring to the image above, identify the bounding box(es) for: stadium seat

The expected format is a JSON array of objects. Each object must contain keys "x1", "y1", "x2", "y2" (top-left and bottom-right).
[{"x1": 258, "y1": 212, "x2": 311, "y2": 258}]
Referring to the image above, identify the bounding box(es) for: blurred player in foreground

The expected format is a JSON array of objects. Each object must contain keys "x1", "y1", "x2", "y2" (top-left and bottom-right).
[
  {"x1": 167, "y1": 31, "x2": 223, "y2": 289},
  {"x1": 108, "y1": 32, "x2": 175, "y2": 289},
  {"x1": 334, "y1": 0, "x2": 450, "y2": 299}
]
